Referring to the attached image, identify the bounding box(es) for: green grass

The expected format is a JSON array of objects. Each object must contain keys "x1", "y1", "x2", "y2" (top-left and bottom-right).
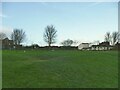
[{"x1": 2, "y1": 50, "x2": 118, "y2": 88}]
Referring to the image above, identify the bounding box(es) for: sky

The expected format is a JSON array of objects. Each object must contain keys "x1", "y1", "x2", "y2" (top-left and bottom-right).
[{"x1": 1, "y1": 2, "x2": 118, "y2": 46}]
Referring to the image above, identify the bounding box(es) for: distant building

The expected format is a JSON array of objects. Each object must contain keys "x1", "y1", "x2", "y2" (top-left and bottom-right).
[
  {"x1": 78, "y1": 43, "x2": 90, "y2": 50},
  {"x1": 90, "y1": 42, "x2": 112, "y2": 50},
  {"x1": 1, "y1": 38, "x2": 14, "y2": 49},
  {"x1": 78, "y1": 42, "x2": 113, "y2": 51}
]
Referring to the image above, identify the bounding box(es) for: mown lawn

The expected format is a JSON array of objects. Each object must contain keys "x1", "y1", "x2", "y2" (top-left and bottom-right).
[{"x1": 2, "y1": 50, "x2": 118, "y2": 88}]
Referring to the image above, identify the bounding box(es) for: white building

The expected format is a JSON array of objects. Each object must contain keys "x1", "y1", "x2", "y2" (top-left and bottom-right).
[
  {"x1": 78, "y1": 43, "x2": 89, "y2": 50},
  {"x1": 78, "y1": 42, "x2": 113, "y2": 50},
  {"x1": 90, "y1": 42, "x2": 113, "y2": 50}
]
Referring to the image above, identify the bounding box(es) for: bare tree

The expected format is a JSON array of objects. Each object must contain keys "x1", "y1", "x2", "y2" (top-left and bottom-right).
[
  {"x1": 112, "y1": 31, "x2": 119, "y2": 45},
  {"x1": 104, "y1": 32, "x2": 111, "y2": 43},
  {"x1": 0, "y1": 32, "x2": 7, "y2": 40},
  {"x1": 11, "y1": 29, "x2": 26, "y2": 45},
  {"x1": 61, "y1": 39, "x2": 73, "y2": 46},
  {"x1": 43, "y1": 25, "x2": 57, "y2": 47}
]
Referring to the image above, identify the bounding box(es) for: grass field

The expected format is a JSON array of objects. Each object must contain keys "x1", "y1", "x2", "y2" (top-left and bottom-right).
[{"x1": 2, "y1": 50, "x2": 118, "y2": 88}]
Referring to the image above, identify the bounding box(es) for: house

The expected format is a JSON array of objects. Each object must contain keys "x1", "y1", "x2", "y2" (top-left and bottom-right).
[
  {"x1": 78, "y1": 41, "x2": 113, "y2": 51},
  {"x1": 1, "y1": 38, "x2": 14, "y2": 49},
  {"x1": 90, "y1": 42, "x2": 112, "y2": 50},
  {"x1": 78, "y1": 43, "x2": 90, "y2": 50}
]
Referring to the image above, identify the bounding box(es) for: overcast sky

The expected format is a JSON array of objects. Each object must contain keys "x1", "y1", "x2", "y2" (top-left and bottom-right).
[{"x1": 1, "y1": 2, "x2": 118, "y2": 46}]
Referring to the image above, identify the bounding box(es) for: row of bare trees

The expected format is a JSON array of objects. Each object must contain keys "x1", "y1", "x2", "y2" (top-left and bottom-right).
[
  {"x1": 0, "y1": 25, "x2": 57, "y2": 47},
  {"x1": 43, "y1": 25, "x2": 78, "y2": 46},
  {"x1": 0, "y1": 24, "x2": 120, "y2": 47}
]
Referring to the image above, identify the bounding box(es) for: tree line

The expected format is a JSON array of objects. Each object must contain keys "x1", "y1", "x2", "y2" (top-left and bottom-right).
[{"x1": 0, "y1": 24, "x2": 120, "y2": 47}]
